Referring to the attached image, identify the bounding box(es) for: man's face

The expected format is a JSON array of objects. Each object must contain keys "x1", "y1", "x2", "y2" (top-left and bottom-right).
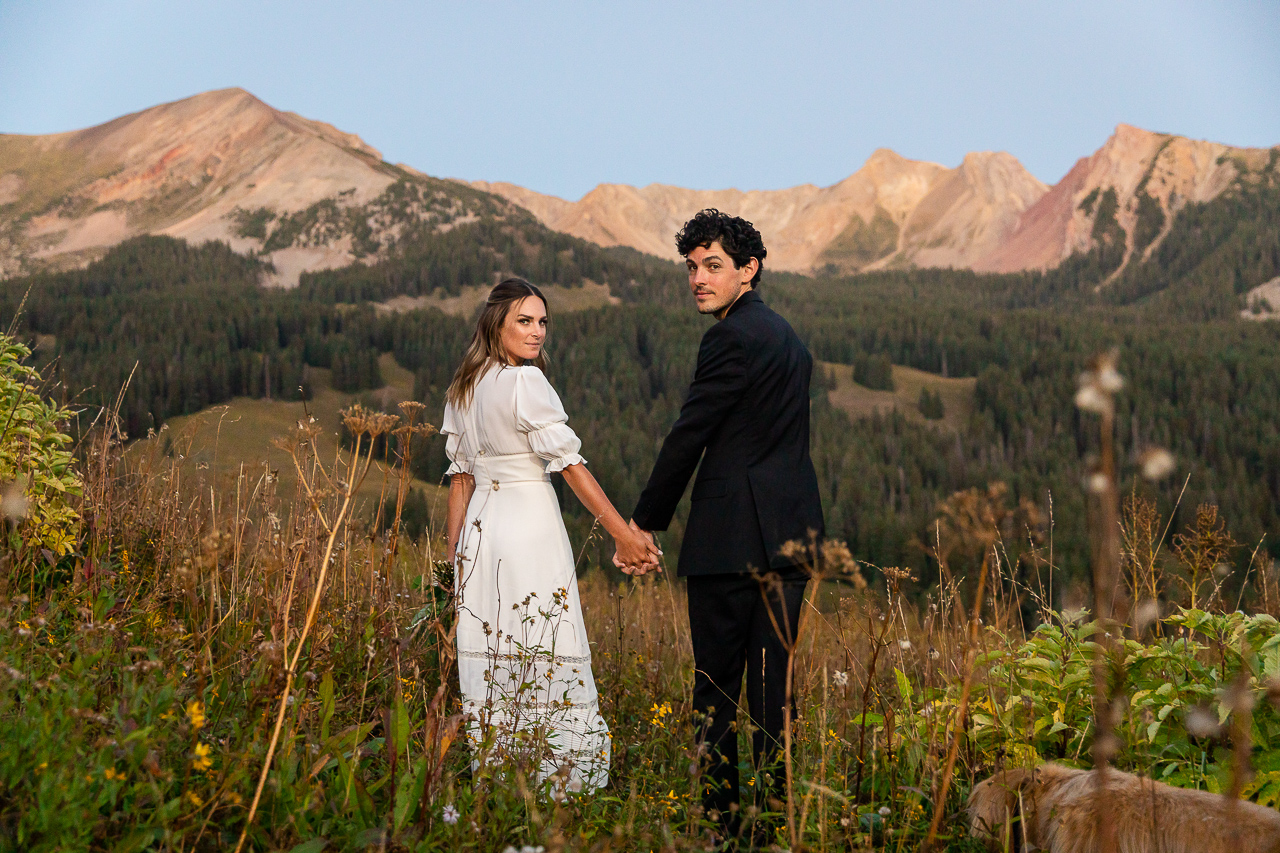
[{"x1": 686, "y1": 241, "x2": 757, "y2": 320}]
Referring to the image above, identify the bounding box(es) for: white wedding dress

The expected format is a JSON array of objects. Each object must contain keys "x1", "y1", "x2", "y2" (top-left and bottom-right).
[{"x1": 442, "y1": 362, "x2": 611, "y2": 792}]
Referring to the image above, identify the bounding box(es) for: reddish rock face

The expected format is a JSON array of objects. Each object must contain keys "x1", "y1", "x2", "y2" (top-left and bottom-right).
[
  {"x1": 480, "y1": 125, "x2": 1278, "y2": 277},
  {"x1": 973, "y1": 124, "x2": 1275, "y2": 274}
]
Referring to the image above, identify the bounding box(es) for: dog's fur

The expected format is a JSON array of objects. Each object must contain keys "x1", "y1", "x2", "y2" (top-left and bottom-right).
[{"x1": 967, "y1": 763, "x2": 1280, "y2": 853}]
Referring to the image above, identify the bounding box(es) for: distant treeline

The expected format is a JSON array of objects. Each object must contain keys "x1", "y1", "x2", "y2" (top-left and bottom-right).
[{"x1": 2, "y1": 162, "x2": 1278, "y2": 597}]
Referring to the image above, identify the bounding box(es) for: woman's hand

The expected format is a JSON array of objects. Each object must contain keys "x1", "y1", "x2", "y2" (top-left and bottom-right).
[
  {"x1": 560, "y1": 462, "x2": 661, "y2": 574},
  {"x1": 613, "y1": 525, "x2": 662, "y2": 575}
]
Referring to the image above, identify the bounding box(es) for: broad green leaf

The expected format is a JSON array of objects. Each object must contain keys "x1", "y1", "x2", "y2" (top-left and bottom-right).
[
  {"x1": 289, "y1": 838, "x2": 329, "y2": 853},
  {"x1": 895, "y1": 668, "x2": 914, "y2": 706},
  {"x1": 393, "y1": 757, "x2": 428, "y2": 834},
  {"x1": 392, "y1": 692, "x2": 410, "y2": 762},
  {"x1": 319, "y1": 672, "x2": 335, "y2": 743},
  {"x1": 112, "y1": 828, "x2": 161, "y2": 853}
]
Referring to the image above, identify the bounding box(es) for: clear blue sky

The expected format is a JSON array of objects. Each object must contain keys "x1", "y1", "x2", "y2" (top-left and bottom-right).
[{"x1": 1, "y1": 1, "x2": 1277, "y2": 200}]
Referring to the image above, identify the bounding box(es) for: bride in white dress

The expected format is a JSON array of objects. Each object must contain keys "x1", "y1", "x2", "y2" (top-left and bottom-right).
[{"x1": 442, "y1": 278, "x2": 659, "y2": 793}]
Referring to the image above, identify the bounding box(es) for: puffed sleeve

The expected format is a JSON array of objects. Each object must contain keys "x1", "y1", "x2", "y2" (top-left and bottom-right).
[
  {"x1": 440, "y1": 400, "x2": 471, "y2": 476},
  {"x1": 514, "y1": 366, "x2": 586, "y2": 472}
]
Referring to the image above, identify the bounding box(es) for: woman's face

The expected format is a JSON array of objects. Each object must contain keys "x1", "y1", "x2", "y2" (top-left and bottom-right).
[{"x1": 499, "y1": 295, "x2": 548, "y2": 364}]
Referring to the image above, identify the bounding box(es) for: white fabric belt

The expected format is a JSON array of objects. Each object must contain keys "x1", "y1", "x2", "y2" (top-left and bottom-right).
[{"x1": 470, "y1": 451, "x2": 549, "y2": 488}]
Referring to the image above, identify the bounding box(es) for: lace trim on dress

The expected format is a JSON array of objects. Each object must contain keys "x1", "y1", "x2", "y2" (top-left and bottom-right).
[
  {"x1": 464, "y1": 697, "x2": 602, "y2": 714},
  {"x1": 458, "y1": 648, "x2": 592, "y2": 665}
]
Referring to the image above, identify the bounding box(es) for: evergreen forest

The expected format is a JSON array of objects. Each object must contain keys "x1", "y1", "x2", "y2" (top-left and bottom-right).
[{"x1": 3, "y1": 155, "x2": 1278, "y2": 601}]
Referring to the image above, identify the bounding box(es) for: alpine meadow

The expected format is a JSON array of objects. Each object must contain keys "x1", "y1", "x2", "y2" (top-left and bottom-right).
[{"x1": 1, "y1": 87, "x2": 1280, "y2": 851}]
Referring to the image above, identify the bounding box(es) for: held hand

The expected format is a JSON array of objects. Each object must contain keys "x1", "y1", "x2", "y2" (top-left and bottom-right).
[{"x1": 613, "y1": 523, "x2": 661, "y2": 576}]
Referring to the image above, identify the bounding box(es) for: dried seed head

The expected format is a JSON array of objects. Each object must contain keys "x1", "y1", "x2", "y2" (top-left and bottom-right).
[
  {"x1": 342, "y1": 404, "x2": 375, "y2": 436},
  {"x1": 1138, "y1": 447, "x2": 1176, "y2": 481},
  {"x1": 397, "y1": 400, "x2": 426, "y2": 420},
  {"x1": 1185, "y1": 705, "x2": 1222, "y2": 738},
  {"x1": 0, "y1": 478, "x2": 29, "y2": 521},
  {"x1": 1222, "y1": 679, "x2": 1256, "y2": 715},
  {"x1": 882, "y1": 566, "x2": 917, "y2": 584},
  {"x1": 1265, "y1": 676, "x2": 1280, "y2": 708},
  {"x1": 1095, "y1": 364, "x2": 1124, "y2": 394},
  {"x1": 1075, "y1": 384, "x2": 1112, "y2": 415},
  {"x1": 777, "y1": 539, "x2": 811, "y2": 562},
  {"x1": 1133, "y1": 599, "x2": 1161, "y2": 632},
  {"x1": 820, "y1": 539, "x2": 866, "y2": 588},
  {"x1": 1094, "y1": 731, "x2": 1121, "y2": 762}
]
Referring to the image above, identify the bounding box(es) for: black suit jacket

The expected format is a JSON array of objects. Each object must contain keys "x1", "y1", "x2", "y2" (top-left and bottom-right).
[{"x1": 632, "y1": 290, "x2": 824, "y2": 576}]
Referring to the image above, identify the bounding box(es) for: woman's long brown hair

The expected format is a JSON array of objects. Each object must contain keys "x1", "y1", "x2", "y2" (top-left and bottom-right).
[{"x1": 445, "y1": 278, "x2": 549, "y2": 408}]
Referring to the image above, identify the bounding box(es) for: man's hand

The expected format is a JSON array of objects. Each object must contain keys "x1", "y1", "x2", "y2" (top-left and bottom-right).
[{"x1": 614, "y1": 520, "x2": 662, "y2": 576}]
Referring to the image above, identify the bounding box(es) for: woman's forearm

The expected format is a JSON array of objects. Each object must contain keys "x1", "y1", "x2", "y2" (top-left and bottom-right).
[
  {"x1": 446, "y1": 473, "x2": 475, "y2": 559},
  {"x1": 559, "y1": 463, "x2": 630, "y2": 540}
]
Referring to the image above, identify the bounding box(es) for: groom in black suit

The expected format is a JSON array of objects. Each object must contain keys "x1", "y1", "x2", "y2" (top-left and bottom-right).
[{"x1": 623, "y1": 209, "x2": 824, "y2": 835}]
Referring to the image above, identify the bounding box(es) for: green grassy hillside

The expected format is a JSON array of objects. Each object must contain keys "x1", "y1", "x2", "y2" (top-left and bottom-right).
[
  {"x1": 136, "y1": 355, "x2": 447, "y2": 526},
  {"x1": 822, "y1": 361, "x2": 975, "y2": 431}
]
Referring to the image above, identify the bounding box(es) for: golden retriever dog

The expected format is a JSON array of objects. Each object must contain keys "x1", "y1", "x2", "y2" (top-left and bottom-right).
[{"x1": 967, "y1": 763, "x2": 1280, "y2": 853}]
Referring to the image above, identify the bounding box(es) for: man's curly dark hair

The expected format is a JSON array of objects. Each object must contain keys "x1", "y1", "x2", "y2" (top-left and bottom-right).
[{"x1": 675, "y1": 209, "x2": 767, "y2": 287}]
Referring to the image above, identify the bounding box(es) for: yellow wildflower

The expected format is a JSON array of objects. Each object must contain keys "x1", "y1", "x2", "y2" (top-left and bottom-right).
[
  {"x1": 186, "y1": 791, "x2": 203, "y2": 807},
  {"x1": 185, "y1": 700, "x2": 205, "y2": 730},
  {"x1": 649, "y1": 701, "x2": 673, "y2": 727},
  {"x1": 225, "y1": 791, "x2": 243, "y2": 805},
  {"x1": 191, "y1": 742, "x2": 213, "y2": 772},
  {"x1": 104, "y1": 767, "x2": 125, "y2": 781}
]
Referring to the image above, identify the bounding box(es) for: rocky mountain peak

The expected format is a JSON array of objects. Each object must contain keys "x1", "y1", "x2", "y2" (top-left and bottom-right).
[
  {"x1": 974, "y1": 124, "x2": 1275, "y2": 273},
  {"x1": 4, "y1": 92, "x2": 1273, "y2": 286},
  {"x1": 0, "y1": 88, "x2": 483, "y2": 282}
]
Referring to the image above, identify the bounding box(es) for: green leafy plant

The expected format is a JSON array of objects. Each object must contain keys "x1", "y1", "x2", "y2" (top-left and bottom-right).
[
  {"x1": 910, "y1": 608, "x2": 1280, "y2": 793},
  {"x1": 0, "y1": 335, "x2": 80, "y2": 556}
]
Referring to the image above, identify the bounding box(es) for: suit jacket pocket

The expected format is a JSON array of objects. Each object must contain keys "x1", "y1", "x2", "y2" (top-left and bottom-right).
[{"x1": 691, "y1": 477, "x2": 728, "y2": 500}]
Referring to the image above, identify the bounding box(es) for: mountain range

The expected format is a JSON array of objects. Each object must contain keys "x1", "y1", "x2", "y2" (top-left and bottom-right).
[{"x1": 1, "y1": 88, "x2": 1276, "y2": 283}]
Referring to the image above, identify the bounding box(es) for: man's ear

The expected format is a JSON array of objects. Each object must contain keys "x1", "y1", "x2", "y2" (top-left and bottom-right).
[{"x1": 740, "y1": 257, "x2": 759, "y2": 284}]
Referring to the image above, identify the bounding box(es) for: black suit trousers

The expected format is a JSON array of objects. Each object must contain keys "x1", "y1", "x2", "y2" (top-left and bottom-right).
[{"x1": 686, "y1": 568, "x2": 808, "y2": 823}]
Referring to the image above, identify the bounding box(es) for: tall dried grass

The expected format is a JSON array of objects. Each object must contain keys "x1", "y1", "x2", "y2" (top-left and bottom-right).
[{"x1": 2, "y1": 353, "x2": 1279, "y2": 851}]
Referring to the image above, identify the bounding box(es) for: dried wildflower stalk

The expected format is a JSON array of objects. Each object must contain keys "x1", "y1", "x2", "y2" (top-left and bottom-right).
[
  {"x1": 923, "y1": 537, "x2": 992, "y2": 851},
  {"x1": 1078, "y1": 350, "x2": 1126, "y2": 853},
  {"x1": 234, "y1": 405, "x2": 393, "y2": 853}
]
